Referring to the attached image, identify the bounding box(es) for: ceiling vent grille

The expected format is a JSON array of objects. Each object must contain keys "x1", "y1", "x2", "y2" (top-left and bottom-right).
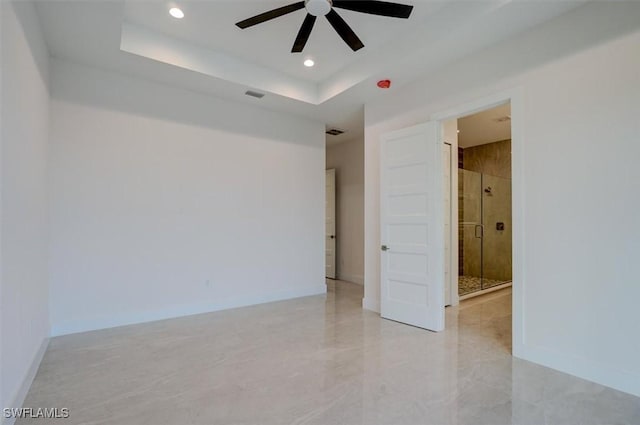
[
  {"x1": 245, "y1": 90, "x2": 265, "y2": 99},
  {"x1": 326, "y1": 128, "x2": 346, "y2": 136}
]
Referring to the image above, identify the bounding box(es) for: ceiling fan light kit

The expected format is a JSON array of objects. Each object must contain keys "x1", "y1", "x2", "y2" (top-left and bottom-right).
[
  {"x1": 305, "y1": 0, "x2": 332, "y2": 17},
  {"x1": 236, "y1": 0, "x2": 414, "y2": 53}
]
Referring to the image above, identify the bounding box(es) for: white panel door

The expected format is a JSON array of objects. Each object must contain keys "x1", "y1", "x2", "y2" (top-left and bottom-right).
[
  {"x1": 325, "y1": 169, "x2": 336, "y2": 279},
  {"x1": 380, "y1": 122, "x2": 445, "y2": 331}
]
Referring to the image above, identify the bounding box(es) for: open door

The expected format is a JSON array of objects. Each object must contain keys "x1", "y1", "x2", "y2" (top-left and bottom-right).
[
  {"x1": 380, "y1": 122, "x2": 445, "y2": 331},
  {"x1": 325, "y1": 169, "x2": 336, "y2": 279}
]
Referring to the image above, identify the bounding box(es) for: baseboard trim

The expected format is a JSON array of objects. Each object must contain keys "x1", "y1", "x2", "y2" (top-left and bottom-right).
[
  {"x1": 516, "y1": 343, "x2": 640, "y2": 398},
  {"x1": 2, "y1": 338, "x2": 50, "y2": 425},
  {"x1": 51, "y1": 284, "x2": 327, "y2": 337},
  {"x1": 337, "y1": 273, "x2": 364, "y2": 285},
  {"x1": 362, "y1": 296, "x2": 380, "y2": 313}
]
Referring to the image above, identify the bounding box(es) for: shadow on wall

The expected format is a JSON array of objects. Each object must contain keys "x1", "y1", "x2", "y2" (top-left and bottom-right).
[
  {"x1": 50, "y1": 60, "x2": 323, "y2": 148},
  {"x1": 8, "y1": 2, "x2": 49, "y2": 86}
]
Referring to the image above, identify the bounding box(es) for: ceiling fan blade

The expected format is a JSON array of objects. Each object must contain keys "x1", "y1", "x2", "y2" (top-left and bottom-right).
[
  {"x1": 292, "y1": 14, "x2": 317, "y2": 53},
  {"x1": 325, "y1": 9, "x2": 364, "y2": 52},
  {"x1": 333, "y1": 1, "x2": 413, "y2": 19},
  {"x1": 236, "y1": 2, "x2": 305, "y2": 29}
]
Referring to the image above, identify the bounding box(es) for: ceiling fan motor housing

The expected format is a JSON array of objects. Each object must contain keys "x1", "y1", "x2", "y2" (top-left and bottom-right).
[
  {"x1": 305, "y1": 0, "x2": 332, "y2": 16},
  {"x1": 235, "y1": 1, "x2": 413, "y2": 53}
]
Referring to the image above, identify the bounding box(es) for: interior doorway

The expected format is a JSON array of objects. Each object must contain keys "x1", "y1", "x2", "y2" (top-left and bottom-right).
[
  {"x1": 449, "y1": 103, "x2": 513, "y2": 301},
  {"x1": 325, "y1": 135, "x2": 365, "y2": 285},
  {"x1": 442, "y1": 102, "x2": 514, "y2": 307},
  {"x1": 377, "y1": 90, "x2": 522, "y2": 353}
]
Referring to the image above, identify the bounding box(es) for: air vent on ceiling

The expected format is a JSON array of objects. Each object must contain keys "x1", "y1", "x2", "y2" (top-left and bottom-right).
[
  {"x1": 326, "y1": 128, "x2": 346, "y2": 136},
  {"x1": 245, "y1": 90, "x2": 265, "y2": 99},
  {"x1": 494, "y1": 116, "x2": 511, "y2": 123}
]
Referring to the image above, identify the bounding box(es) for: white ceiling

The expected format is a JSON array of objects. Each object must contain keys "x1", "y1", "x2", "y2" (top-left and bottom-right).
[
  {"x1": 123, "y1": 1, "x2": 440, "y2": 84},
  {"x1": 458, "y1": 103, "x2": 512, "y2": 148},
  {"x1": 35, "y1": 1, "x2": 587, "y2": 144}
]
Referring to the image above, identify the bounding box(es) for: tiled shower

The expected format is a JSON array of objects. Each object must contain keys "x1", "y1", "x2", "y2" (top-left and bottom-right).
[{"x1": 458, "y1": 140, "x2": 512, "y2": 296}]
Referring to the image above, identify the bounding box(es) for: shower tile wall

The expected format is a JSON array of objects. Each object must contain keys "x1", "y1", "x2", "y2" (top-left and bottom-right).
[
  {"x1": 463, "y1": 139, "x2": 511, "y2": 179},
  {"x1": 482, "y1": 174, "x2": 512, "y2": 282},
  {"x1": 459, "y1": 140, "x2": 512, "y2": 287}
]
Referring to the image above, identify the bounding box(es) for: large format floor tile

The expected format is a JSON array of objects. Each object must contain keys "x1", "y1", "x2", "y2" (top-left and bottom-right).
[{"x1": 18, "y1": 281, "x2": 640, "y2": 424}]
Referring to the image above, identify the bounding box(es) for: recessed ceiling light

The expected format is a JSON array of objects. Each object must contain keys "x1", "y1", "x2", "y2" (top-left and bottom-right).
[
  {"x1": 169, "y1": 7, "x2": 184, "y2": 19},
  {"x1": 304, "y1": 59, "x2": 315, "y2": 67}
]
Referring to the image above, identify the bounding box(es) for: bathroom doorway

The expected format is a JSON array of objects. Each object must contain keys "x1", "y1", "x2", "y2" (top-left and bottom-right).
[{"x1": 448, "y1": 103, "x2": 513, "y2": 300}]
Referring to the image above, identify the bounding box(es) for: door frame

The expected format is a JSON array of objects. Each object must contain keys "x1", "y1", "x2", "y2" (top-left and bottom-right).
[
  {"x1": 431, "y1": 87, "x2": 524, "y2": 357},
  {"x1": 439, "y1": 118, "x2": 464, "y2": 309},
  {"x1": 442, "y1": 141, "x2": 455, "y2": 307}
]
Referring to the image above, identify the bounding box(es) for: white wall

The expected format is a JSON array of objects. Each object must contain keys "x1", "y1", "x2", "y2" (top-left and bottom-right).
[
  {"x1": 326, "y1": 138, "x2": 364, "y2": 284},
  {"x1": 364, "y1": 4, "x2": 640, "y2": 396},
  {"x1": 0, "y1": 1, "x2": 51, "y2": 417},
  {"x1": 48, "y1": 60, "x2": 326, "y2": 336}
]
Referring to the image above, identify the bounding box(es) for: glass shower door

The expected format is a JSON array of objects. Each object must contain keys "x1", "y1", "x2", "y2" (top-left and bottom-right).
[
  {"x1": 458, "y1": 170, "x2": 513, "y2": 296},
  {"x1": 458, "y1": 169, "x2": 483, "y2": 296}
]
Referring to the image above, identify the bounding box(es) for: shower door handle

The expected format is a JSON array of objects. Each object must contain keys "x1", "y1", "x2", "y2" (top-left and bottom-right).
[{"x1": 474, "y1": 224, "x2": 484, "y2": 239}]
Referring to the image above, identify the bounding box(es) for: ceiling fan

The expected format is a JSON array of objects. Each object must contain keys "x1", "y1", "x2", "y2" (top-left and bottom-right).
[{"x1": 236, "y1": 0, "x2": 414, "y2": 53}]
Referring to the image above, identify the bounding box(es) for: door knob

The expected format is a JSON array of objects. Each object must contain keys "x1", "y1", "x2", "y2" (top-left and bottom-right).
[{"x1": 381, "y1": 245, "x2": 389, "y2": 251}]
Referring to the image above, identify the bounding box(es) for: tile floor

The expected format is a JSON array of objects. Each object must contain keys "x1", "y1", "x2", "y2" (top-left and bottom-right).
[
  {"x1": 457, "y1": 275, "x2": 507, "y2": 296},
  {"x1": 18, "y1": 281, "x2": 640, "y2": 424}
]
